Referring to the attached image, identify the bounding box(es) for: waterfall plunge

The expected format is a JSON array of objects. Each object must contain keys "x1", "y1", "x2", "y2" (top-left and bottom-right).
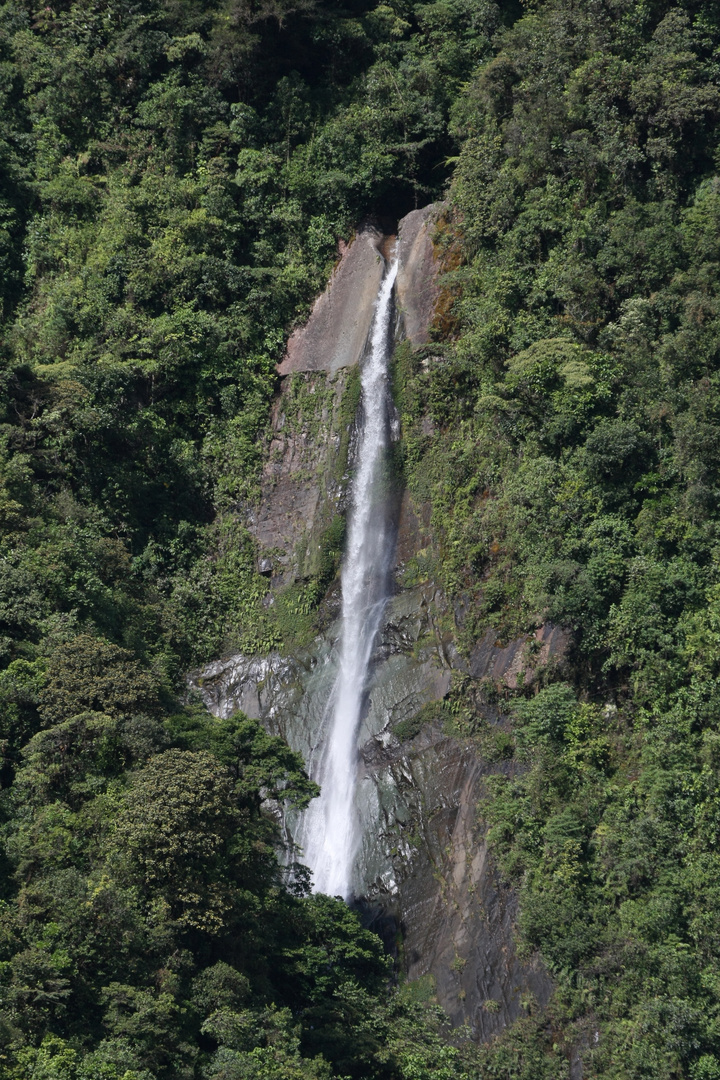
[{"x1": 300, "y1": 254, "x2": 399, "y2": 899}]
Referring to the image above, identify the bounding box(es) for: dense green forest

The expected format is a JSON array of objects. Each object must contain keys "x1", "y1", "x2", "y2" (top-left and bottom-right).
[{"x1": 3, "y1": 0, "x2": 720, "y2": 1076}]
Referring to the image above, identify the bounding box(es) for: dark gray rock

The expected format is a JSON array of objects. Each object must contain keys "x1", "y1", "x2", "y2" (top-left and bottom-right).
[
  {"x1": 387, "y1": 731, "x2": 553, "y2": 1037},
  {"x1": 469, "y1": 623, "x2": 571, "y2": 688}
]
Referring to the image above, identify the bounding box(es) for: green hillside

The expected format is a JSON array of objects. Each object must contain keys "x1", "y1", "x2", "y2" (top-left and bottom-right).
[{"x1": 2, "y1": 0, "x2": 720, "y2": 1077}]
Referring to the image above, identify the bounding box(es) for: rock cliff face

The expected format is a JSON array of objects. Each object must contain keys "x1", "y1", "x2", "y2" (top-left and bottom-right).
[
  {"x1": 395, "y1": 204, "x2": 441, "y2": 346},
  {"x1": 278, "y1": 225, "x2": 385, "y2": 377},
  {"x1": 190, "y1": 203, "x2": 555, "y2": 1038},
  {"x1": 249, "y1": 208, "x2": 443, "y2": 587},
  {"x1": 247, "y1": 367, "x2": 356, "y2": 587}
]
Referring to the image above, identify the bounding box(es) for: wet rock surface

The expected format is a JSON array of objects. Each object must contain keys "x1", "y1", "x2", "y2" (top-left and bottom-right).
[
  {"x1": 191, "y1": 204, "x2": 557, "y2": 1039},
  {"x1": 359, "y1": 724, "x2": 553, "y2": 1038},
  {"x1": 189, "y1": 576, "x2": 555, "y2": 1036}
]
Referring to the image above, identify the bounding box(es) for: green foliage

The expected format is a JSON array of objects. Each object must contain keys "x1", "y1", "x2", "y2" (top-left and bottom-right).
[
  {"x1": 0, "y1": 0, "x2": 500, "y2": 674},
  {"x1": 110, "y1": 749, "x2": 248, "y2": 933},
  {"x1": 15, "y1": 712, "x2": 135, "y2": 809},
  {"x1": 39, "y1": 636, "x2": 163, "y2": 726},
  {"x1": 5, "y1": 0, "x2": 720, "y2": 1075},
  {"x1": 377, "y1": 1, "x2": 720, "y2": 1073},
  {"x1": 0, "y1": 2, "x2": 512, "y2": 1075},
  {"x1": 3, "y1": 694, "x2": 462, "y2": 1078},
  {"x1": 166, "y1": 710, "x2": 319, "y2": 812}
]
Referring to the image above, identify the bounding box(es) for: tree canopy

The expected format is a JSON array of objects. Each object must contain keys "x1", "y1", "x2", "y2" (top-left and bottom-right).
[{"x1": 3, "y1": 0, "x2": 720, "y2": 1076}]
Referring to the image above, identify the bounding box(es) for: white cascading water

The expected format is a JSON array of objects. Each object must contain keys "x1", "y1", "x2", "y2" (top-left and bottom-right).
[{"x1": 300, "y1": 253, "x2": 399, "y2": 899}]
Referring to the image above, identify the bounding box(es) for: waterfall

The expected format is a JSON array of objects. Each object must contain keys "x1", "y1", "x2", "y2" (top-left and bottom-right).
[{"x1": 300, "y1": 253, "x2": 399, "y2": 899}]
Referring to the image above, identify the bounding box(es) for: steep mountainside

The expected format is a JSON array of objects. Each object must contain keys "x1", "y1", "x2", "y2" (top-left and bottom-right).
[{"x1": 2, "y1": 1, "x2": 720, "y2": 1078}]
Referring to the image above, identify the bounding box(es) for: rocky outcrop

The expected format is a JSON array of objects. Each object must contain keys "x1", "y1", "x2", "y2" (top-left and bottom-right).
[
  {"x1": 189, "y1": 563, "x2": 557, "y2": 1036},
  {"x1": 395, "y1": 204, "x2": 442, "y2": 346},
  {"x1": 193, "y1": 204, "x2": 559, "y2": 1040},
  {"x1": 248, "y1": 205, "x2": 443, "y2": 584},
  {"x1": 249, "y1": 223, "x2": 393, "y2": 583},
  {"x1": 247, "y1": 368, "x2": 356, "y2": 585},
  {"x1": 468, "y1": 623, "x2": 570, "y2": 689},
  {"x1": 277, "y1": 206, "x2": 441, "y2": 380},
  {"x1": 278, "y1": 226, "x2": 385, "y2": 377},
  {"x1": 359, "y1": 723, "x2": 553, "y2": 1038}
]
